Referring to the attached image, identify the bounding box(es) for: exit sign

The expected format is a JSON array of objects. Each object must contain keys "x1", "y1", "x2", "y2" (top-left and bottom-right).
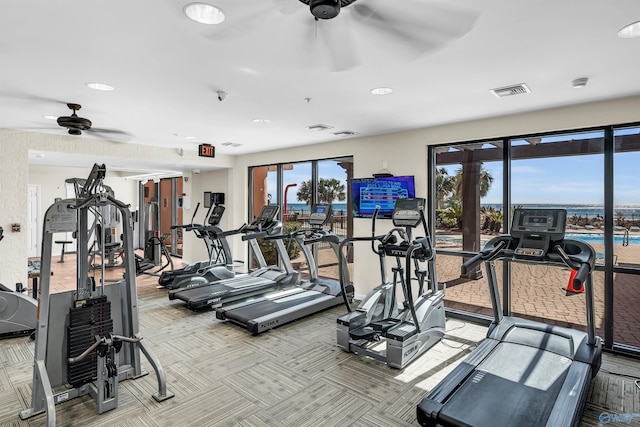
[{"x1": 199, "y1": 144, "x2": 215, "y2": 158}]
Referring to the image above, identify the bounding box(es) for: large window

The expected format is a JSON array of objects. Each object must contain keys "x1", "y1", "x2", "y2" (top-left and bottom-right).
[
  {"x1": 249, "y1": 157, "x2": 353, "y2": 281},
  {"x1": 430, "y1": 123, "x2": 640, "y2": 355},
  {"x1": 613, "y1": 126, "x2": 640, "y2": 349}
]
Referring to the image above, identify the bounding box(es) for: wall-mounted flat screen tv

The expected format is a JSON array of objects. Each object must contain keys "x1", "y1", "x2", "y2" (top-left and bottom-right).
[{"x1": 351, "y1": 175, "x2": 416, "y2": 219}]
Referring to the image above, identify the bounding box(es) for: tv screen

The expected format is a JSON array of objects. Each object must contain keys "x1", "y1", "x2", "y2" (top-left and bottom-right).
[{"x1": 351, "y1": 175, "x2": 416, "y2": 219}]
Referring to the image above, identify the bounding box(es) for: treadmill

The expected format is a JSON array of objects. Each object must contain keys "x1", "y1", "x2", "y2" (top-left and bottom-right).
[
  {"x1": 216, "y1": 204, "x2": 354, "y2": 334},
  {"x1": 417, "y1": 208, "x2": 602, "y2": 427},
  {"x1": 168, "y1": 205, "x2": 300, "y2": 310}
]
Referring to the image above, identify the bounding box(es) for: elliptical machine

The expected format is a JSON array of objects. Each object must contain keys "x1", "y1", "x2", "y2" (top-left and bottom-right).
[
  {"x1": 336, "y1": 197, "x2": 446, "y2": 369},
  {"x1": 0, "y1": 226, "x2": 38, "y2": 339},
  {"x1": 158, "y1": 202, "x2": 234, "y2": 289}
]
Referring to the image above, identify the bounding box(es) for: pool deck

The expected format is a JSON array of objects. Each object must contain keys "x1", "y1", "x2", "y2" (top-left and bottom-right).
[{"x1": 435, "y1": 238, "x2": 640, "y2": 349}]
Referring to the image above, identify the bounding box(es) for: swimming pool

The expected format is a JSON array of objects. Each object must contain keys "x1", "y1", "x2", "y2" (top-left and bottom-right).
[
  {"x1": 564, "y1": 232, "x2": 640, "y2": 246},
  {"x1": 436, "y1": 232, "x2": 640, "y2": 246}
]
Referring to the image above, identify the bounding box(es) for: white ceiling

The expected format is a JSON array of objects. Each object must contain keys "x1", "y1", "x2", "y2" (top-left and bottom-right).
[{"x1": 2, "y1": 0, "x2": 640, "y2": 172}]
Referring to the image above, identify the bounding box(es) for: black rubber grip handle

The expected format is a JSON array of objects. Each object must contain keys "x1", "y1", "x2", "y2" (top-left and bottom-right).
[
  {"x1": 572, "y1": 263, "x2": 590, "y2": 292},
  {"x1": 461, "y1": 252, "x2": 484, "y2": 275}
]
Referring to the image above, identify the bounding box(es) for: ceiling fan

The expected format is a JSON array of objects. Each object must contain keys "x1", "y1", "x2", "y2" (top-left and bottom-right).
[
  {"x1": 207, "y1": 0, "x2": 480, "y2": 71},
  {"x1": 53, "y1": 102, "x2": 130, "y2": 141}
]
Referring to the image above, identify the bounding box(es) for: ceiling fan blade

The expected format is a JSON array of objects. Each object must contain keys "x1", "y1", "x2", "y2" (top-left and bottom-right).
[
  {"x1": 205, "y1": 1, "x2": 297, "y2": 41},
  {"x1": 352, "y1": 0, "x2": 479, "y2": 55},
  {"x1": 88, "y1": 127, "x2": 132, "y2": 141},
  {"x1": 316, "y1": 17, "x2": 361, "y2": 72},
  {"x1": 274, "y1": 0, "x2": 303, "y2": 15},
  {"x1": 0, "y1": 90, "x2": 68, "y2": 106},
  {"x1": 89, "y1": 127, "x2": 129, "y2": 135}
]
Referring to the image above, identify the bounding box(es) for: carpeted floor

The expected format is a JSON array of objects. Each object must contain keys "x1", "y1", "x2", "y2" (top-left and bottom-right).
[{"x1": 1, "y1": 265, "x2": 639, "y2": 426}]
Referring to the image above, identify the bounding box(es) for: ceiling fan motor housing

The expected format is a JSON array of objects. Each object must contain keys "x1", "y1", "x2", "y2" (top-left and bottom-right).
[
  {"x1": 310, "y1": 0, "x2": 341, "y2": 19},
  {"x1": 57, "y1": 102, "x2": 92, "y2": 135},
  {"x1": 57, "y1": 115, "x2": 92, "y2": 134}
]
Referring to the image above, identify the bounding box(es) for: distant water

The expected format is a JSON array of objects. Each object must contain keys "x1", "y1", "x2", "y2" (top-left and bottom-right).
[
  {"x1": 482, "y1": 204, "x2": 640, "y2": 220},
  {"x1": 285, "y1": 202, "x2": 348, "y2": 213},
  {"x1": 285, "y1": 202, "x2": 640, "y2": 220}
]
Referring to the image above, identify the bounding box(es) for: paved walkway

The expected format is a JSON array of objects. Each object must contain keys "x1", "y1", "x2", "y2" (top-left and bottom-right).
[{"x1": 434, "y1": 239, "x2": 640, "y2": 349}]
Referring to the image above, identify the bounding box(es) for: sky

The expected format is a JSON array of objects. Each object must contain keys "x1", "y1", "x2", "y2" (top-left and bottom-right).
[
  {"x1": 445, "y1": 127, "x2": 640, "y2": 206},
  {"x1": 267, "y1": 160, "x2": 348, "y2": 204},
  {"x1": 264, "y1": 126, "x2": 640, "y2": 206}
]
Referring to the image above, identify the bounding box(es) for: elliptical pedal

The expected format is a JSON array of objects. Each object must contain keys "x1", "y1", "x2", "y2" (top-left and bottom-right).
[
  {"x1": 386, "y1": 321, "x2": 418, "y2": 341},
  {"x1": 370, "y1": 318, "x2": 401, "y2": 333},
  {"x1": 349, "y1": 326, "x2": 380, "y2": 341}
]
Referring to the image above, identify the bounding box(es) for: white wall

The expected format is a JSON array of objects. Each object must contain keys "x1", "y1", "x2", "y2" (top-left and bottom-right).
[
  {"x1": 2, "y1": 95, "x2": 639, "y2": 290},
  {"x1": 231, "y1": 96, "x2": 640, "y2": 295},
  {"x1": 182, "y1": 168, "x2": 233, "y2": 264},
  {"x1": 0, "y1": 129, "x2": 234, "y2": 287}
]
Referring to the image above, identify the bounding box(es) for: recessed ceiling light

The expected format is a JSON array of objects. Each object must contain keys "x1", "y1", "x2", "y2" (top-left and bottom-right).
[
  {"x1": 618, "y1": 20, "x2": 640, "y2": 38},
  {"x1": 370, "y1": 87, "x2": 393, "y2": 95},
  {"x1": 184, "y1": 3, "x2": 225, "y2": 25},
  {"x1": 43, "y1": 115, "x2": 57, "y2": 120},
  {"x1": 185, "y1": 136, "x2": 197, "y2": 140},
  {"x1": 86, "y1": 82, "x2": 115, "y2": 91},
  {"x1": 252, "y1": 118, "x2": 271, "y2": 124}
]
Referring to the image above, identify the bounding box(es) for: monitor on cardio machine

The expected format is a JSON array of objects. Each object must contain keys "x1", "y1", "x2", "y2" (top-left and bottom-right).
[
  {"x1": 511, "y1": 208, "x2": 567, "y2": 259},
  {"x1": 391, "y1": 197, "x2": 424, "y2": 228},
  {"x1": 207, "y1": 204, "x2": 225, "y2": 226},
  {"x1": 253, "y1": 205, "x2": 279, "y2": 229},
  {"x1": 308, "y1": 203, "x2": 332, "y2": 227}
]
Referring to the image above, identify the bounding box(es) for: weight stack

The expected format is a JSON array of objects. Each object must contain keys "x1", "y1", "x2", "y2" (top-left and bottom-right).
[{"x1": 66, "y1": 296, "x2": 113, "y2": 387}]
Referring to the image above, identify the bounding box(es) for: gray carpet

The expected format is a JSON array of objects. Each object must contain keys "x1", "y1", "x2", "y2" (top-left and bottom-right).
[{"x1": 1, "y1": 288, "x2": 639, "y2": 426}]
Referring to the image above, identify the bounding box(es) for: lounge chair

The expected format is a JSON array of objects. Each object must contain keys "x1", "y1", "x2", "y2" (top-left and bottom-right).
[
  {"x1": 584, "y1": 225, "x2": 595, "y2": 230},
  {"x1": 630, "y1": 226, "x2": 640, "y2": 232}
]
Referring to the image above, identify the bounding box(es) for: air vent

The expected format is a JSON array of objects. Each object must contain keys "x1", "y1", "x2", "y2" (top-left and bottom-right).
[
  {"x1": 490, "y1": 83, "x2": 531, "y2": 98},
  {"x1": 333, "y1": 130, "x2": 360, "y2": 137},
  {"x1": 306, "y1": 124, "x2": 334, "y2": 131}
]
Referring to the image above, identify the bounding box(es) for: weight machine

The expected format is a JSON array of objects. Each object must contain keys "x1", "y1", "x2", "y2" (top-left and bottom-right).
[{"x1": 20, "y1": 164, "x2": 174, "y2": 426}]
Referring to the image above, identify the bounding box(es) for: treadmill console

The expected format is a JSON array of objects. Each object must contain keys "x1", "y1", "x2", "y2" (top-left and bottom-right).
[
  {"x1": 308, "y1": 204, "x2": 332, "y2": 227},
  {"x1": 208, "y1": 205, "x2": 225, "y2": 226},
  {"x1": 252, "y1": 205, "x2": 280, "y2": 230},
  {"x1": 511, "y1": 208, "x2": 567, "y2": 259},
  {"x1": 392, "y1": 198, "x2": 425, "y2": 228}
]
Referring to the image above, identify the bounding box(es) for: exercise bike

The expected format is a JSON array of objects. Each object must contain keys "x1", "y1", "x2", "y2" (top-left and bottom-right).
[{"x1": 0, "y1": 226, "x2": 38, "y2": 339}]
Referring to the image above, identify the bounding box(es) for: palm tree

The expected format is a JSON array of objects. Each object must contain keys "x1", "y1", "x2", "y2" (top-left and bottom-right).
[
  {"x1": 296, "y1": 178, "x2": 346, "y2": 205},
  {"x1": 436, "y1": 167, "x2": 455, "y2": 209},
  {"x1": 318, "y1": 178, "x2": 346, "y2": 205},
  {"x1": 295, "y1": 180, "x2": 313, "y2": 205},
  {"x1": 453, "y1": 164, "x2": 494, "y2": 198}
]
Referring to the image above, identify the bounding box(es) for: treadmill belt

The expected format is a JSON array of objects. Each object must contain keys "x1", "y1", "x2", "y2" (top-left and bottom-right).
[
  {"x1": 224, "y1": 291, "x2": 328, "y2": 324},
  {"x1": 173, "y1": 276, "x2": 275, "y2": 302},
  {"x1": 439, "y1": 342, "x2": 570, "y2": 427}
]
